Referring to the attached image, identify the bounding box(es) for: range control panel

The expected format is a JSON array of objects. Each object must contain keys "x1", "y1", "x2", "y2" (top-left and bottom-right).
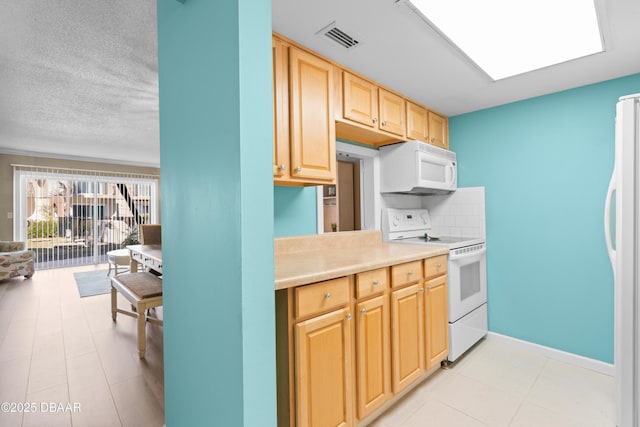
[{"x1": 382, "y1": 208, "x2": 432, "y2": 239}]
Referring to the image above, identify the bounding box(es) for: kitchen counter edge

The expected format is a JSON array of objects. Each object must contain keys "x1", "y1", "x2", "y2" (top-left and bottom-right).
[{"x1": 274, "y1": 242, "x2": 448, "y2": 290}]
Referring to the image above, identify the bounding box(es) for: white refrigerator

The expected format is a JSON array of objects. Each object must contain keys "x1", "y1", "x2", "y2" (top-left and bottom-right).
[{"x1": 605, "y1": 93, "x2": 640, "y2": 427}]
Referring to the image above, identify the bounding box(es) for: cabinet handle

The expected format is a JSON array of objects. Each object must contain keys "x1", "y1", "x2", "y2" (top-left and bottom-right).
[
  {"x1": 372, "y1": 279, "x2": 379, "y2": 286},
  {"x1": 325, "y1": 292, "x2": 331, "y2": 299},
  {"x1": 347, "y1": 313, "x2": 352, "y2": 320},
  {"x1": 278, "y1": 164, "x2": 285, "y2": 171},
  {"x1": 361, "y1": 308, "x2": 367, "y2": 315},
  {"x1": 295, "y1": 165, "x2": 301, "y2": 173},
  {"x1": 408, "y1": 271, "x2": 413, "y2": 276},
  {"x1": 373, "y1": 118, "x2": 378, "y2": 124}
]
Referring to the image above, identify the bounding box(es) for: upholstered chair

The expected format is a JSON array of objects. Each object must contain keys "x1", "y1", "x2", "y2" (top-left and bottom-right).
[{"x1": 0, "y1": 241, "x2": 35, "y2": 281}]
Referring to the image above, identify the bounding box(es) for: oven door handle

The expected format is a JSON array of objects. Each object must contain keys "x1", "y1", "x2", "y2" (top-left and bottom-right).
[{"x1": 449, "y1": 247, "x2": 486, "y2": 262}]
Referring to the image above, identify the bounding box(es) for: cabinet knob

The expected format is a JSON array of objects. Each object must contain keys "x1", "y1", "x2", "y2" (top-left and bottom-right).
[
  {"x1": 408, "y1": 271, "x2": 413, "y2": 276},
  {"x1": 437, "y1": 263, "x2": 442, "y2": 268},
  {"x1": 325, "y1": 292, "x2": 331, "y2": 299},
  {"x1": 347, "y1": 313, "x2": 352, "y2": 320},
  {"x1": 420, "y1": 287, "x2": 424, "y2": 293},
  {"x1": 428, "y1": 285, "x2": 433, "y2": 290},
  {"x1": 372, "y1": 279, "x2": 379, "y2": 286},
  {"x1": 382, "y1": 120, "x2": 387, "y2": 127},
  {"x1": 373, "y1": 118, "x2": 378, "y2": 124},
  {"x1": 431, "y1": 137, "x2": 436, "y2": 143},
  {"x1": 295, "y1": 165, "x2": 301, "y2": 173},
  {"x1": 278, "y1": 164, "x2": 285, "y2": 171},
  {"x1": 361, "y1": 308, "x2": 367, "y2": 315}
]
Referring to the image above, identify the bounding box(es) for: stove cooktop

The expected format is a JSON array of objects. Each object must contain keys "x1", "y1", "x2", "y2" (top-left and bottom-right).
[{"x1": 390, "y1": 235, "x2": 485, "y2": 250}]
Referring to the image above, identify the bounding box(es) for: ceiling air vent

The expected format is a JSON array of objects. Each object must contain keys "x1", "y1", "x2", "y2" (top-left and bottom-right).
[{"x1": 317, "y1": 22, "x2": 361, "y2": 49}]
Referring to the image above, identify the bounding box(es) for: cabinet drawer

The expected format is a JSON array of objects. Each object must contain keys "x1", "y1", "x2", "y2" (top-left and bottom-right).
[
  {"x1": 356, "y1": 267, "x2": 388, "y2": 299},
  {"x1": 391, "y1": 261, "x2": 422, "y2": 288},
  {"x1": 425, "y1": 255, "x2": 447, "y2": 279},
  {"x1": 295, "y1": 277, "x2": 350, "y2": 319}
]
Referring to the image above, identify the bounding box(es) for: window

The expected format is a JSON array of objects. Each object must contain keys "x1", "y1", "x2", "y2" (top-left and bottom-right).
[{"x1": 13, "y1": 165, "x2": 159, "y2": 269}]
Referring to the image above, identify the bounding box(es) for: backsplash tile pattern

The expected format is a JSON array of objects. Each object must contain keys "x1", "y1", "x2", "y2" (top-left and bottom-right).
[{"x1": 422, "y1": 187, "x2": 486, "y2": 238}]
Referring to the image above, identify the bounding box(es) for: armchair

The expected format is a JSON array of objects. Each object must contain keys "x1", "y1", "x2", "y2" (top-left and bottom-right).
[{"x1": 0, "y1": 241, "x2": 35, "y2": 281}]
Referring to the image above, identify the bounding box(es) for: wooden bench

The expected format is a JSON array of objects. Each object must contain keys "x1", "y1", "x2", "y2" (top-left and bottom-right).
[{"x1": 110, "y1": 272, "x2": 163, "y2": 358}]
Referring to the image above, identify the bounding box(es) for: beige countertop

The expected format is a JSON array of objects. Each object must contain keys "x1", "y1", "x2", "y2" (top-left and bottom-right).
[{"x1": 275, "y1": 230, "x2": 448, "y2": 290}]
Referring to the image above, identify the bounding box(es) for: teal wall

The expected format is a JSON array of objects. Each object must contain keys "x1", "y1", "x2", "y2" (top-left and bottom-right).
[
  {"x1": 274, "y1": 187, "x2": 317, "y2": 237},
  {"x1": 157, "y1": 0, "x2": 275, "y2": 426},
  {"x1": 450, "y1": 73, "x2": 640, "y2": 363}
]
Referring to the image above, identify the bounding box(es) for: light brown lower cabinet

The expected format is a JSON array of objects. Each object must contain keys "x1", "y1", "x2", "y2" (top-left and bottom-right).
[
  {"x1": 390, "y1": 283, "x2": 425, "y2": 393},
  {"x1": 276, "y1": 256, "x2": 448, "y2": 427},
  {"x1": 295, "y1": 307, "x2": 353, "y2": 427},
  {"x1": 355, "y1": 295, "x2": 391, "y2": 420},
  {"x1": 425, "y1": 275, "x2": 449, "y2": 369}
]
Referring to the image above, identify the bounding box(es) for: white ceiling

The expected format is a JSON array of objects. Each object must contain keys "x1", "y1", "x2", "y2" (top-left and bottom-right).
[{"x1": 1, "y1": 0, "x2": 639, "y2": 167}]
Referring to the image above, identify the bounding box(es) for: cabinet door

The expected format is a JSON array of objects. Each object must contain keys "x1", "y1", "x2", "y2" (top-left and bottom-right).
[
  {"x1": 390, "y1": 284, "x2": 425, "y2": 393},
  {"x1": 295, "y1": 307, "x2": 353, "y2": 427},
  {"x1": 428, "y1": 111, "x2": 448, "y2": 149},
  {"x1": 273, "y1": 38, "x2": 289, "y2": 178},
  {"x1": 378, "y1": 89, "x2": 405, "y2": 137},
  {"x1": 406, "y1": 101, "x2": 428, "y2": 142},
  {"x1": 355, "y1": 295, "x2": 391, "y2": 420},
  {"x1": 425, "y1": 275, "x2": 449, "y2": 369},
  {"x1": 343, "y1": 72, "x2": 377, "y2": 128},
  {"x1": 289, "y1": 47, "x2": 336, "y2": 182}
]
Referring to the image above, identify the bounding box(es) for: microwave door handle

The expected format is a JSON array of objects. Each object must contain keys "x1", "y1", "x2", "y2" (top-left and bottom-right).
[{"x1": 447, "y1": 163, "x2": 455, "y2": 183}]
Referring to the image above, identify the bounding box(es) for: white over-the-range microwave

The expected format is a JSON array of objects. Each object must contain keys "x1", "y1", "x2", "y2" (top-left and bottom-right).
[{"x1": 379, "y1": 140, "x2": 457, "y2": 194}]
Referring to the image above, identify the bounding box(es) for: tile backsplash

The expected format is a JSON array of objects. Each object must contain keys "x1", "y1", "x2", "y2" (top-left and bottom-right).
[{"x1": 421, "y1": 187, "x2": 486, "y2": 238}]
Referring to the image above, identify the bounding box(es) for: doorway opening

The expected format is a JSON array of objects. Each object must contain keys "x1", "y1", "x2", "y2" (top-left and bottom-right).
[
  {"x1": 323, "y1": 159, "x2": 361, "y2": 233},
  {"x1": 317, "y1": 141, "x2": 380, "y2": 233}
]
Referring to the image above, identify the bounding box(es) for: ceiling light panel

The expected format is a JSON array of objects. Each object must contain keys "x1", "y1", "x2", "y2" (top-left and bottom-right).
[{"x1": 405, "y1": 0, "x2": 604, "y2": 80}]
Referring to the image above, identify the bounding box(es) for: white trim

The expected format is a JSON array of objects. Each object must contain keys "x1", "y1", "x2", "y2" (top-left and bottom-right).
[
  {"x1": 486, "y1": 332, "x2": 614, "y2": 377},
  {"x1": 336, "y1": 142, "x2": 380, "y2": 229},
  {"x1": 317, "y1": 141, "x2": 381, "y2": 231},
  {"x1": 316, "y1": 187, "x2": 324, "y2": 234}
]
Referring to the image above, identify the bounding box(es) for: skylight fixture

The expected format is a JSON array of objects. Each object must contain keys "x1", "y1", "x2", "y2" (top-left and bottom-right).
[{"x1": 403, "y1": 0, "x2": 604, "y2": 80}]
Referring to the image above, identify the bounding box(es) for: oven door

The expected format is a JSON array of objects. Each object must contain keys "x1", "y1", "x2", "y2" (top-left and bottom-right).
[{"x1": 448, "y1": 246, "x2": 487, "y2": 322}]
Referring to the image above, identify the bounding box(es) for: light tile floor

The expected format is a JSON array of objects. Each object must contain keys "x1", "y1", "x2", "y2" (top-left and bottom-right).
[
  {"x1": 370, "y1": 338, "x2": 615, "y2": 427},
  {"x1": 0, "y1": 266, "x2": 615, "y2": 427},
  {"x1": 0, "y1": 265, "x2": 164, "y2": 427}
]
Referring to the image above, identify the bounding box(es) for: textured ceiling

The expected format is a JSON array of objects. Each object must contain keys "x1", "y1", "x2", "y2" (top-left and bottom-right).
[
  {"x1": 0, "y1": 1, "x2": 159, "y2": 166},
  {"x1": 1, "y1": 1, "x2": 639, "y2": 167}
]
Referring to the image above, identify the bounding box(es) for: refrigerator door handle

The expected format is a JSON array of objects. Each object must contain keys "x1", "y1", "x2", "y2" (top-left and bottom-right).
[{"x1": 604, "y1": 168, "x2": 616, "y2": 274}]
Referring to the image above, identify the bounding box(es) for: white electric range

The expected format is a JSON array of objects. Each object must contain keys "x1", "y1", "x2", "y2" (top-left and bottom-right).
[{"x1": 382, "y1": 207, "x2": 488, "y2": 363}]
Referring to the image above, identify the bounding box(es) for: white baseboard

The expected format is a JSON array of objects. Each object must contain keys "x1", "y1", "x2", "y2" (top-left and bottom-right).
[{"x1": 486, "y1": 332, "x2": 614, "y2": 377}]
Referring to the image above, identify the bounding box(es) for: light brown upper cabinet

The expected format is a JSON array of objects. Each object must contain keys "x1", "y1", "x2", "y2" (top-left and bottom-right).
[
  {"x1": 342, "y1": 72, "x2": 378, "y2": 128},
  {"x1": 428, "y1": 110, "x2": 449, "y2": 149},
  {"x1": 272, "y1": 38, "x2": 290, "y2": 179},
  {"x1": 272, "y1": 32, "x2": 450, "y2": 182},
  {"x1": 406, "y1": 101, "x2": 428, "y2": 143},
  {"x1": 273, "y1": 36, "x2": 336, "y2": 186},
  {"x1": 337, "y1": 71, "x2": 406, "y2": 143},
  {"x1": 378, "y1": 89, "x2": 405, "y2": 137}
]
